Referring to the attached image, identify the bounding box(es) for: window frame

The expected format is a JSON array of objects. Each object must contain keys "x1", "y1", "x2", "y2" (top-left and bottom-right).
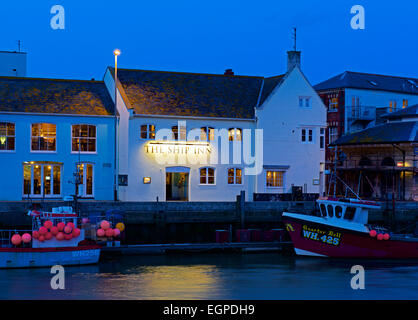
[
  {"x1": 140, "y1": 124, "x2": 156, "y2": 140},
  {"x1": 30, "y1": 123, "x2": 57, "y2": 153},
  {"x1": 227, "y1": 168, "x2": 243, "y2": 185},
  {"x1": 299, "y1": 96, "x2": 312, "y2": 108},
  {"x1": 301, "y1": 128, "x2": 314, "y2": 144},
  {"x1": 200, "y1": 126, "x2": 215, "y2": 142},
  {"x1": 266, "y1": 170, "x2": 285, "y2": 188},
  {"x1": 71, "y1": 124, "x2": 97, "y2": 154},
  {"x1": 22, "y1": 162, "x2": 62, "y2": 198},
  {"x1": 199, "y1": 167, "x2": 216, "y2": 185},
  {"x1": 172, "y1": 125, "x2": 186, "y2": 141},
  {"x1": 329, "y1": 126, "x2": 338, "y2": 144},
  {"x1": 228, "y1": 128, "x2": 242, "y2": 142},
  {"x1": 75, "y1": 162, "x2": 95, "y2": 198},
  {"x1": 0, "y1": 122, "x2": 16, "y2": 152}
]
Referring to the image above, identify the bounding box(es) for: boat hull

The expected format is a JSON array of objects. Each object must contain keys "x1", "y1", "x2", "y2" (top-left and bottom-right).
[
  {"x1": 282, "y1": 214, "x2": 418, "y2": 258},
  {"x1": 0, "y1": 245, "x2": 101, "y2": 268}
]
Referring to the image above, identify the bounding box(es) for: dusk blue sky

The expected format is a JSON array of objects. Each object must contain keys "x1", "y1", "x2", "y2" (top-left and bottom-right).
[{"x1": 1, "y1": 0, "x2": 417, "y2": 84}]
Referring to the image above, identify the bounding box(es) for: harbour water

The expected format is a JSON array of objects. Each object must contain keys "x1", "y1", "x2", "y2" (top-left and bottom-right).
[{"x1": 1, "y1": 253, "x2": 418, "y2": 300}]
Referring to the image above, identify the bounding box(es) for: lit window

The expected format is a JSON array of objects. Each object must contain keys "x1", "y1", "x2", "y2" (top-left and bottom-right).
[
  {"x1": 72, "y1": 124, "x2": 96, "y2": 152},
  {"x1": 403, "y1": 99, "x2": 408, "y2": 109},
  {"x1": 31, "y1": 123, "x2": 56, "y2": 152},
  {"x1": 200, "y1": 167, "x2": 215, "y2": 185},
  {"x1": 228, "y1": 168, "x2": 242, "y2": 185},
  {"x1": 23, "y1": 162, "x2": 61, "y2": 197},
  {"x1": 76, "y1": 163, "x2": 94, "y2": 197},
  {"x1": 172, "y1": 125, "x2": 186, "y2": 140},
  {"x1": 266, "y1": 171, "x2": 284, "y2": 187},
  {"x1": 329, "y1": 95, "x2": 338, "y2": 111},
  {"x1": 200, "y1": 127, "x2": 215, "y2": 141},
  {"x1": 0, "y1": 122, "x2": 15, "y2": 151},
  {"x1": 140, "y1": 124, "x2": 155, "y2": 139},
  {"x1": 228, "y1": 128, "x2": 242, "y2": 141}
]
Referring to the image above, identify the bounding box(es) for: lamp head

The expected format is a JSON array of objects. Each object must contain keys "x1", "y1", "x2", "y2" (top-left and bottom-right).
[{"x1": 113, "y1": 49, "x2": 121, "y2": 56}]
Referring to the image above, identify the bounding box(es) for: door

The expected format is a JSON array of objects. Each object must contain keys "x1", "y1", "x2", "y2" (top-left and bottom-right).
[{"x1": 166, "y1": 172, "x2": 189, "y2": 201}]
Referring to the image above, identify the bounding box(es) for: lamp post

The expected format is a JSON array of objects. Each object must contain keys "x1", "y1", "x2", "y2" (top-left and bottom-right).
[{"x1": 113, "y1": 48, "x2": 121, "y2": 201}]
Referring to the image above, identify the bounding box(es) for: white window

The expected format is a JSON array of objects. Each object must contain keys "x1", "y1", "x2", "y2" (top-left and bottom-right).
[
  {"x1": 266, "y1": 171, "x2": 284, "y2": 188},
  {"x1": 200, "y1": 167, "x2": 215, "y2": 185},
  {"x1": 329, "y1": 127, "x2": 338, "y2": 144},
  {"x1": 72, "y1": 124, "x2": 97, "y2": 152},
  {"x1": 320, "y1": 128, "x2": 325, "y2": 149},
  {"x1": 301, "y1": 128, "x2": 314, "y2": 143},
  {"x1": 140, "y1": 124, "x2": 155, "y2": 139},
  {"x1": 0, "y1": 122, "x2": 15, "y2": 151},
  {"x1": 172, "y1": 125, "x2": 186, "y2": 140},
  {"x1": 228, "y1": 128, "x2": 242, "y2": 141},
  {"x1": 228, "y1": 168, "x2": 242, "y2": 185},
  {"x1": 299, "y1": 96, "x2": 311, "y2": 108},
  {"x1": 23, "y1": 162, "x2": 61, "y2": 197},
  {"x1": 329, "y1": 95, "x2": 338, "y2": 111},
  {"x1": 31, "y1": 123, "x2": 56, "y2": 152},
  {"x1": 200, "y1": 127, "x2": 215, "y2": 141},
  {"x1": 76, "y1": 163, "x2": 94, "y2": 197}
]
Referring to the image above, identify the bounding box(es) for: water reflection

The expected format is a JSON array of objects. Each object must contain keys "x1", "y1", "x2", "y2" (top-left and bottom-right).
[{"x1": 0, "y1": 254, "x2": 417, "y2": 300}]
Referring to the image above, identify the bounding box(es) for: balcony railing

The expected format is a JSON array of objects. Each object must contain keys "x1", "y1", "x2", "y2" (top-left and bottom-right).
[{"x1": 346, "y1": 105, "x2": 376, "y2": 121}]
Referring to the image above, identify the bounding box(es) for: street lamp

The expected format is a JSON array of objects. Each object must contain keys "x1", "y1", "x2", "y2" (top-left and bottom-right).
[{"x1": 113, "y1": 49, "x2": 121, "y2": 201}]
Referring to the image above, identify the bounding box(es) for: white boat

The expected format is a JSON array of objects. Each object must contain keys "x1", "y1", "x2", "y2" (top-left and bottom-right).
[{"x1": 0, "y1": 207, "x2": 101, "y2": 268}]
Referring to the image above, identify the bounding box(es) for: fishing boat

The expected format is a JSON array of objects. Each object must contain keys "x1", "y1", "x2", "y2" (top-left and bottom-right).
[
  {"x1": 282, "y1": 195, "x2": 418, "y2": 258},
  {"x1": 0, "y1": 207, "x2": 101, "y2": 268}
]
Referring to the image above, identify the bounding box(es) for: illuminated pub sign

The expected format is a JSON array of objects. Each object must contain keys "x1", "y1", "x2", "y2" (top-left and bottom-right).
[{"x1": 145, "y1": 141, "x2": 211, "y2": 155}]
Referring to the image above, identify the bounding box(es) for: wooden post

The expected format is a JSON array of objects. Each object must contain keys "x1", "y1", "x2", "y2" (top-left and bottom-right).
[{"x1": 237, "y1": 190, "x2": 246, "y2": 229}]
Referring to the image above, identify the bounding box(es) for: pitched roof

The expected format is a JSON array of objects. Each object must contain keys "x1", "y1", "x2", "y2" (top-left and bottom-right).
[
  {"x1": 314, "y1": 71, "x2": 418, "y2": 95},
  {"x1": 381, "y1": 104, "x2": 418, "y2": 120},
  {"x1": 0, "y1": 77, "x2": 114, "y2": 116},
  {"x1": 258, "y1": 75, "x2": 286, "y2": 106},
  {"x1": 332, "y1": 121, "x2": 418, "y2": 146},
  {"x1": 110, "y1": 68, "x2": 285, "y2": 119}
]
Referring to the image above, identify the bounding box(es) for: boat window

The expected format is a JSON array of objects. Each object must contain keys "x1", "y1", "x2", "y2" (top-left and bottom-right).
[
  {"x1": 335, "y1": 206, "x2": 343, "y2": 218},
  {"x1": 327, "y1": 205, "x2": 334, "y2": 217},
  {"x1": 320, "y1": 204, "x2": 327, "y2": 217},
  {"x1": 344, "y1": 207, "x2": 356, "y2": 220}
]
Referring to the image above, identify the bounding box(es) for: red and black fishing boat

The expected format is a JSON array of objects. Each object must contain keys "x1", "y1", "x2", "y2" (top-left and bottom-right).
[{"x1": 282, "y1": 197, "x2": 418, "y2": 258}]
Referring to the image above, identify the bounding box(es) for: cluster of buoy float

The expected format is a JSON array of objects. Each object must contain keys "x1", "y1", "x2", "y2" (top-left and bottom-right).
[
  {"x1": 11, "y1": 233, "x2": 32, "y2": 246},
  {"x1": 369, "y1": 229, "x2": 390, "y2": 240},
  {"x1": 33, "y1": 220, "x2": 81, "y2": 242},
  {"x1": 96, "y1": 220, "x2": 124, "y2": 239}
]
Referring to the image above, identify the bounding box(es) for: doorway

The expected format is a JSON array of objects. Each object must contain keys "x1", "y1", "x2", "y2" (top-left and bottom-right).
[{"x1": 166, "y1": 172, "x2": 189, "y2": 201}]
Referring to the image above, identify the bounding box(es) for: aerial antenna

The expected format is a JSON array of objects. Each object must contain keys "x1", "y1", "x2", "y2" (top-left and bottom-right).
[
  {"x1": 292, "y1": 27, "x2": 297, "y2": 51},
  {"x1": 17, "y1": 40, "x2": 21, "y2": 52}
]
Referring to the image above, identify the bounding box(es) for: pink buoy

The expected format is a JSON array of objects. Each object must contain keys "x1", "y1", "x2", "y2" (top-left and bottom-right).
[
  {"x1": 72, "y1": 228, "x2": 81, "y2": 238},
  {"x1": 39, "y1": 226, "x2": 48, "y2": 235},
  {"x1": 38, "y1": 235, "x2": 45, "y2": 242},
  {"x1": 45, "y1": 232, "x2": 53, "y2": 240},
  {"x1": 22, "y1": 233, "x2": 32, "y2": 244},
  {"x1": 67, "y1": 222, "x2": 75, "y2": 230},
  {"x1": 113, "y1": 228, "x2": 121, "y2": 237},
  {"x1": 377, "y1": 233, "x2": 384, "y2": 240},
  {"x1": 100, "y1": 220, "x2": 111, "y2": 230},
  {"x1": 383, "y1": 233, "x2": 390, "y2": 240},
  {"x1": 64, "y1": 226, "x2": 73, "y2": 234},
  {"x1": 105, "y1": 228, "x2": 114, "y2": 237},
  {"x1": 82, "y1": 218, "x2": 90, "y2": 224},
  {"x1": 57, "y1": 222, "x2": 65, "y2": 232},
  {"x1": 11, "y1": 234, "x2": 22, "y2": 246},
  {"x1": 51, "y1": 226, "x2": 59, "y2": 236},
  {"x1": 44, "y1": 220, "x2": 53, "y2": 229},
  {"x1": 64, "y1": 233, "x2": 73, "y2": 240},
  {"x1": 369, "y1": 230, "x2": 377, "y2": 237},
  {"x1": 97, "y1": 228, "x2": 105, "y2": 237},
  {"x1": 56, "y1": 232, "x2": 64, "y2": 241},
  {"x1": 32, "y1": 230, "x2": 39, "y2": 239}
]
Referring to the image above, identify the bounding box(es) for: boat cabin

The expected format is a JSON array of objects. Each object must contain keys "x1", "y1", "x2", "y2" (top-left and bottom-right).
[{"x1": 317, "y1": 198, "x2": 380, "y2": 225}]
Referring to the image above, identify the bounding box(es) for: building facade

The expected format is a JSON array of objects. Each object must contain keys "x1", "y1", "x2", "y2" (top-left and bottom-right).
[
  {"x1": 0, "y1": 77, "x2": 116, "y2": 201},
  {"x1": 331, "y1": 104, "x2": 418, "y2": 201},
  {"x1": 104, "y1": 51, "x2": 327, "y2": 201}
]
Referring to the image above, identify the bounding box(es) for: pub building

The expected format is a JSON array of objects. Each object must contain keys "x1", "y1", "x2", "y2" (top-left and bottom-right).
[
  {"x1": 0, "y1": 76, "x2": 116, "y2": 201},
  {"x1": 104, "y1": 51, "x2": 327, "y2": 201}
]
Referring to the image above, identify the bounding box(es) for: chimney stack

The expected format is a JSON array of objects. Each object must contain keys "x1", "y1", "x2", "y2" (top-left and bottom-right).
[
  {"x1": 224, "y1": 69, "x2": 234, "y2": 76},
  {"x1": 287, "y1": 51, "x2": 301, "y2": 72}
]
